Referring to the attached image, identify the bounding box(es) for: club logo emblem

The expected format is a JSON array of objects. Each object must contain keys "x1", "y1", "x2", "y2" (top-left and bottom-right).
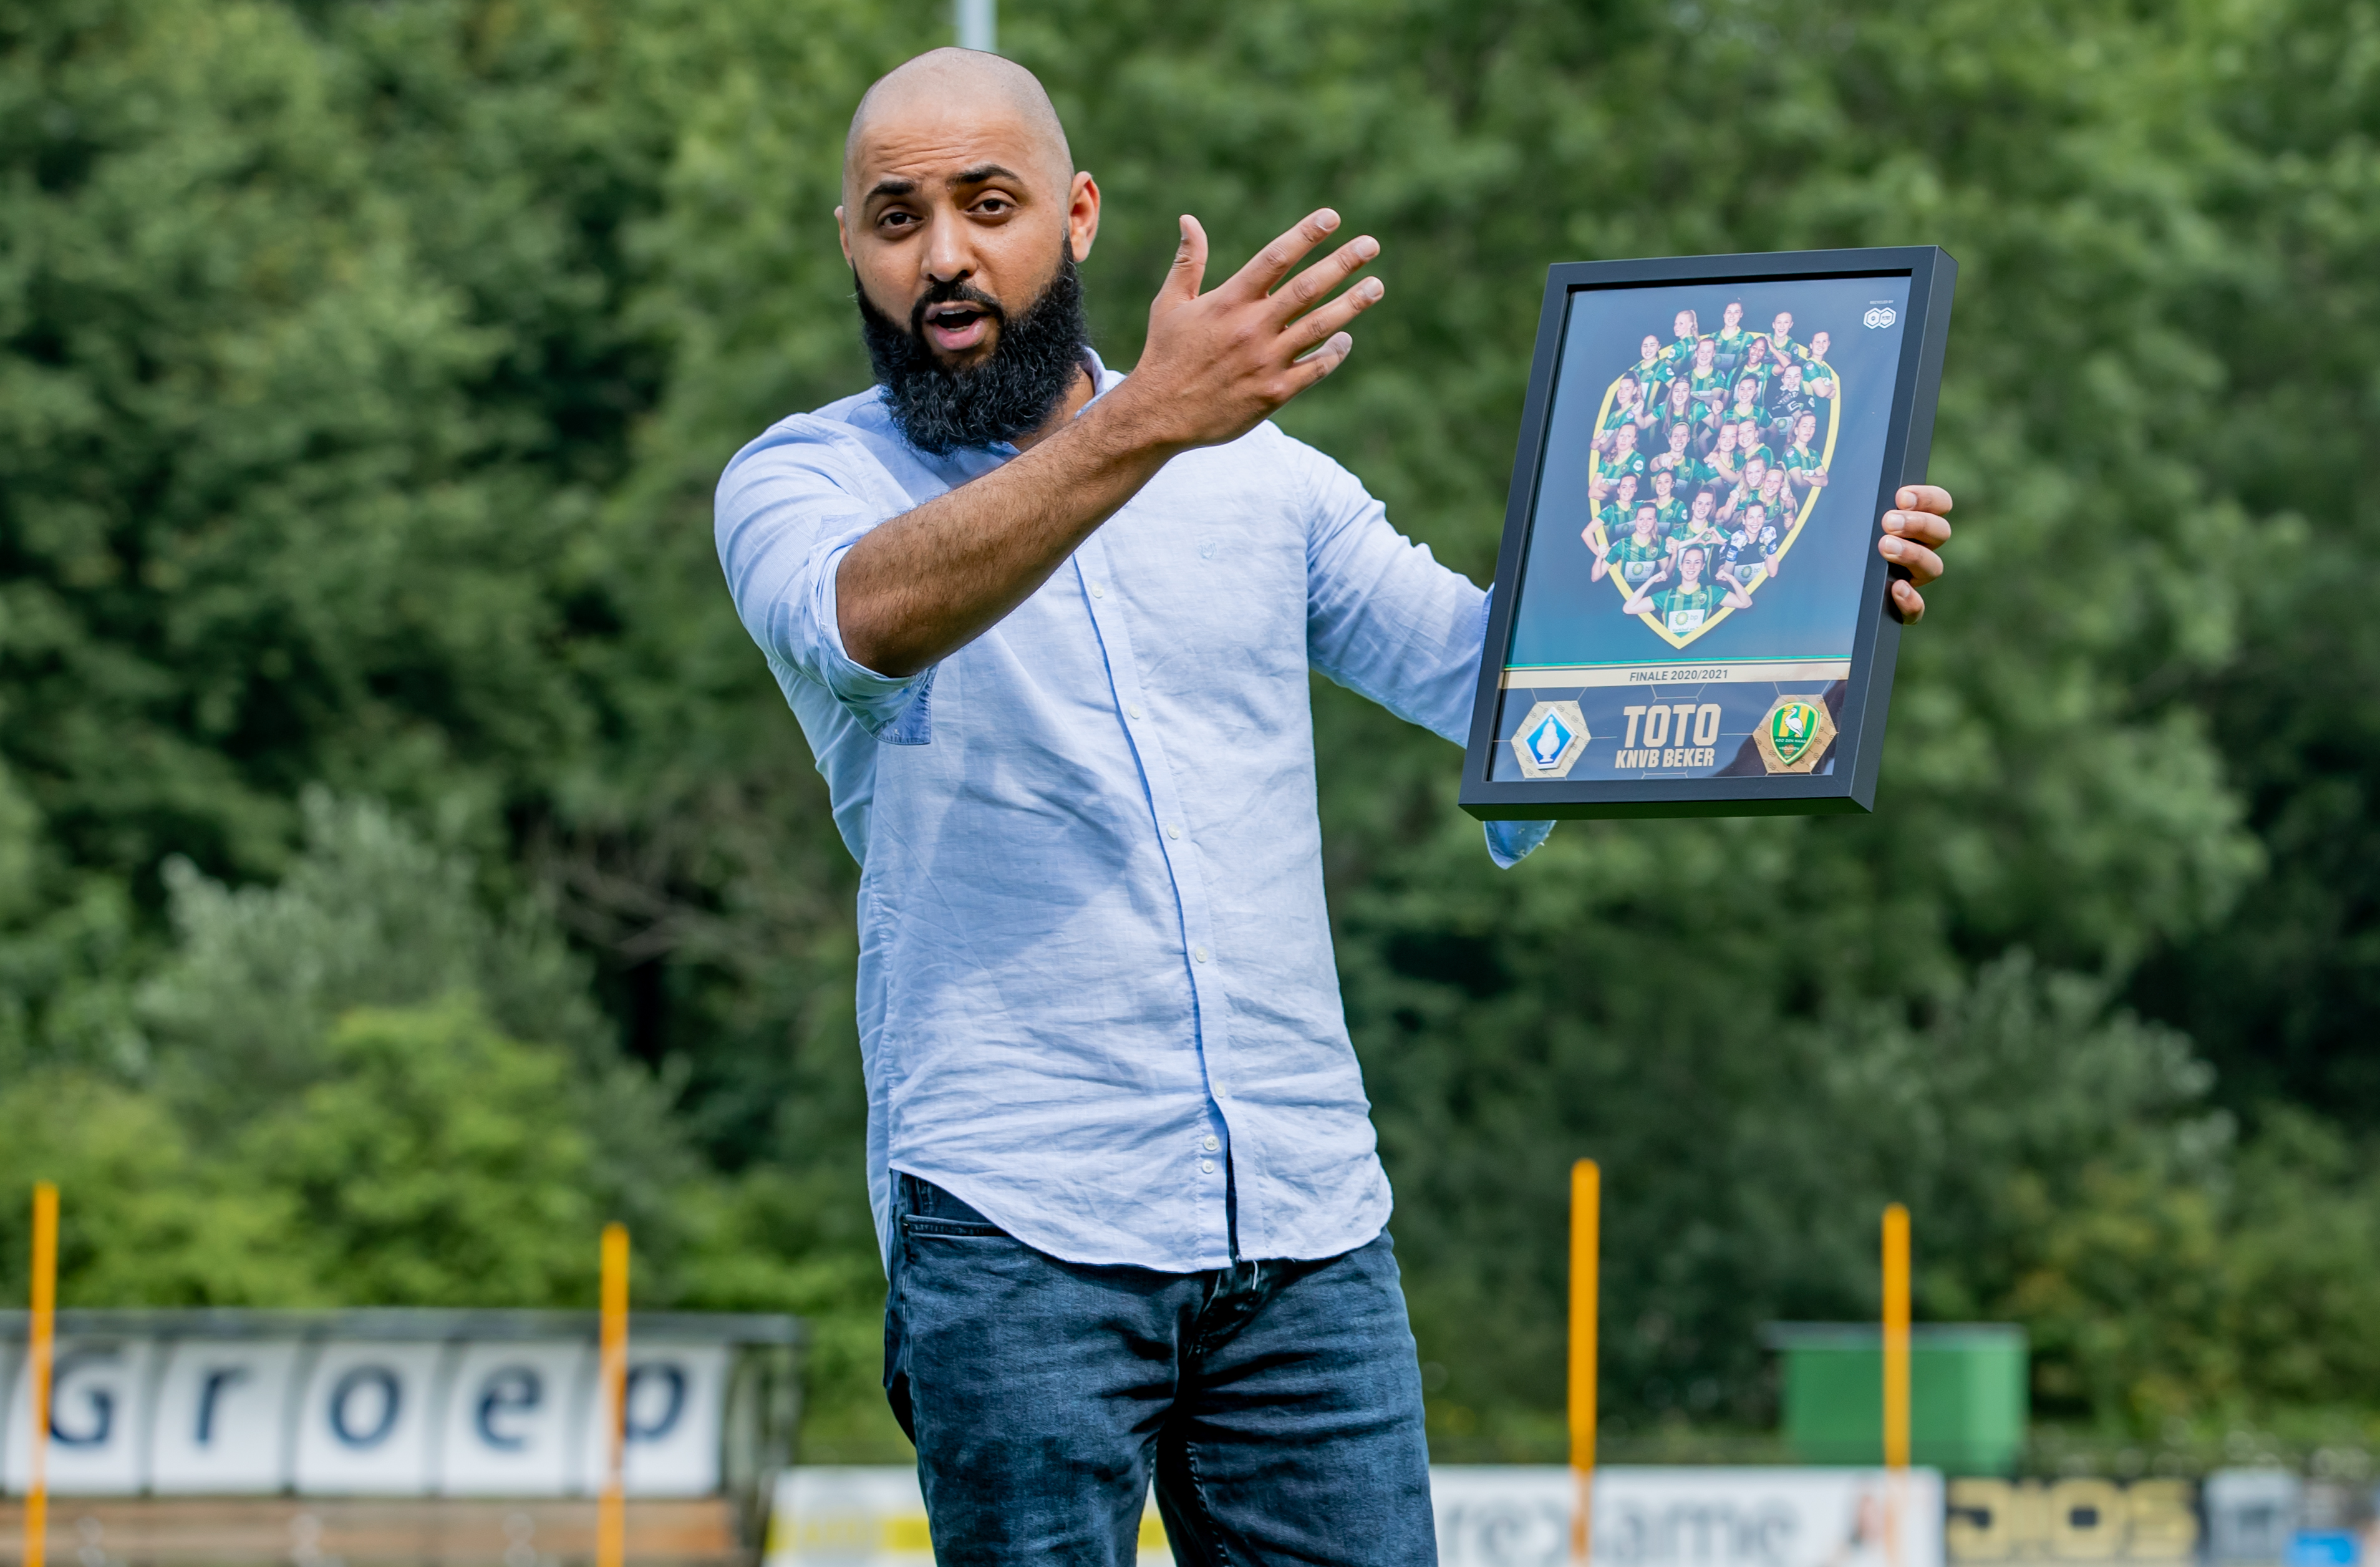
[
  {"x1": 1509, "y1": 700, "x2": 1589, "y2": 779},
  {"x1": 1753, "y1": 696, "x2": 1836, "y2": 774},
  {"x1": 1862, "y1": 305, "x2": 1897, "y2": 329}
]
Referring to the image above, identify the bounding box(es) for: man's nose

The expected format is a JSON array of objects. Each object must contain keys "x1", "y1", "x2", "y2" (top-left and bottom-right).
[{"x1": 921, "y1": 213, "x2": 976, "y2": 287}]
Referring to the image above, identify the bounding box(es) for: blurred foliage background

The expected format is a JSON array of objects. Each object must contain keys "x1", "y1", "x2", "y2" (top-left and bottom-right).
[{"x1": 3, "y1": 0, "x2": 2379, "y2": 1466}]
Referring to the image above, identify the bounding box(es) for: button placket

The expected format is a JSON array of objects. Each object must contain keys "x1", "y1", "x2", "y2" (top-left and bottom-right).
[{"x1": 1071, "y1": 541, "x2": 1239, "y2": 1229}]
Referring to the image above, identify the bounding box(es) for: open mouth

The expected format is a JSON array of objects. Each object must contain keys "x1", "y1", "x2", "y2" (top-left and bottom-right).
[{"x1": 922, "y1": 301, "x2": 994, "y2": 354}]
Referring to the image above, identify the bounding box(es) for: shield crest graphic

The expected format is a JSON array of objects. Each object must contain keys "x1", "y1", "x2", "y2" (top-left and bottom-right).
[{"x1": 1752, "y1": 694, "x2": 1837, "y2": 774}]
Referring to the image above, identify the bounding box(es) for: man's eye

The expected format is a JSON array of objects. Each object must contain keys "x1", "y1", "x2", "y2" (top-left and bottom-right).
[{"x1": 975, "y1": 197, "x2": 1011, "y2": 215}]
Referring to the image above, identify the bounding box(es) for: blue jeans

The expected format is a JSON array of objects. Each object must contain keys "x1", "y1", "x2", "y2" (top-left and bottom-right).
[{"x1": 884, "y1": 1172, "x2": 1438, "y2": 1566}]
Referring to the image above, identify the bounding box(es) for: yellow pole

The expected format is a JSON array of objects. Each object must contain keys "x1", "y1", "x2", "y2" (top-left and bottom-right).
[
  {"x1": 25, "y1": 1182, "x2": 57, "y2": 1567},
  {"x1": 1882, "y1": 1203, "x2": 1910, "y2": 1470},
  {"x1": 597, "y1": 1222, "x2": 629, "y2": 1567},
  {"x1": 1569, "y1": 1160, "x2": 1599, "y2": 1566}
]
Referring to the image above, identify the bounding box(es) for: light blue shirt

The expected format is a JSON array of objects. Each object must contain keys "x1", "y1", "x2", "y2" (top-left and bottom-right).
[{"x1": 715, "y1": 352, "x2": 1549, "y2": 1271}]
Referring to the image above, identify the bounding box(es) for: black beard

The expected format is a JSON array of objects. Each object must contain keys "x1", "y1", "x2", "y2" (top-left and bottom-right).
[{"x1": 856, "y1": 249, "x2": 1090, "y2": 455}]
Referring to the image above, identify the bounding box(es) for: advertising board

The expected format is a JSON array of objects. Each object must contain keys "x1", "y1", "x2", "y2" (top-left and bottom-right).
[{"x1": 763, "y1": 1465, "x2": 1946, "y2": 1567}]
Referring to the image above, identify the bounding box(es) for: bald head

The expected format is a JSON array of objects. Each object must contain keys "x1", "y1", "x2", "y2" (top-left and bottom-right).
[{"x1": 844, "y1": 49, "x2": 1073, "y2": 208}]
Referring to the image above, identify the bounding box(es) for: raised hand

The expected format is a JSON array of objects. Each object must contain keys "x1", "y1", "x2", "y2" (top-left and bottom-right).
[{"x1": 1107, "y1": 210, "x2": 1385, "y2": 454}]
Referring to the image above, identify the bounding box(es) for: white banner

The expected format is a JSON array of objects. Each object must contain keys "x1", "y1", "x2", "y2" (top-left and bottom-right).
[
  {"x1": 0, "y1": 1334, "x2": 732, "y2": 1497},
  {"x1": 763, "y1": 1465, "x2": 1945, "y2": 1567}
]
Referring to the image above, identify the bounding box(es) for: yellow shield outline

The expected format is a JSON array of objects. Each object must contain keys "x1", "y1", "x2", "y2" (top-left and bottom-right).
[{"x1": 1585, "y1": 344, "x2": 1841, "y2": 651}]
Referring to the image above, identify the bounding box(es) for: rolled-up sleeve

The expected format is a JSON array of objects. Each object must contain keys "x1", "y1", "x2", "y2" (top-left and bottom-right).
[
  {"x1": 1299, "y1": 441, "x2": 1554, "y2": 866},
  {"x1": 715, "y1": 425, "x2": 927, "y2": 736}
]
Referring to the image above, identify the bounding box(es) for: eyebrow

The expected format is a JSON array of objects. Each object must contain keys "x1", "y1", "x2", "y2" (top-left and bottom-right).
[{"x1": 865, "y1": 164, "x2": 1030, "y2": 206}]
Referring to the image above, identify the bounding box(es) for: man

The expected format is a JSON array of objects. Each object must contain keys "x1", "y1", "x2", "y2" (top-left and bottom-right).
[{"x1": 713, "y1": 47, "x2": 1954, "y2": 1567}]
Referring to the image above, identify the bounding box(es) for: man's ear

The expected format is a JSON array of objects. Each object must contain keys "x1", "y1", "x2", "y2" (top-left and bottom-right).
[
  {"x1": 835, "y1": 205, "x2": 852, "y2": 266},
  {"x1": 1066, "y1": 172, "x2": 1101, "y2": 264}
]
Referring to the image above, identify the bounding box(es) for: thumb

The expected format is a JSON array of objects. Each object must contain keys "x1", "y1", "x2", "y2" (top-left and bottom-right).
[{"x1": 1160, "y1": 215, "x2": 1208, "y2": 303}]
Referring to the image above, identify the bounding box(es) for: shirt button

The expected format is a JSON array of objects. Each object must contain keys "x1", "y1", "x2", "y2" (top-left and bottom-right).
[
  {"x1": 1200, "y1": 1158, "x2": 1217, "y2": 1175},
  {"x1": 1166, "y1": 824, "x2": 1181, "y2": 840},
  {"x1": 1090, "y1": 584, "x2": 1105, "y2": 598},
  {"x1": 1193, "y1": 946, "x2": 1210, "y2": 963},
  {"x1": 1128, "y1": 704, "x2": 1143, "y2": 719},
  {"x1": 1203, "y1": 1135, "x2": 1221, "y2": 1153}
]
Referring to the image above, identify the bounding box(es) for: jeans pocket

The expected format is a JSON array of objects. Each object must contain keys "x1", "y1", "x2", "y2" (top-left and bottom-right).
[{"x1": 899, "y1": 1213, "x2": 1007, "y2": 1241}]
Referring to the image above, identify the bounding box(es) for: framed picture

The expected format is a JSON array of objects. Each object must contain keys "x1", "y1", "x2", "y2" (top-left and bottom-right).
[{"x1": 1460, "y1": 247, "x2": 1956, "y2": 820}]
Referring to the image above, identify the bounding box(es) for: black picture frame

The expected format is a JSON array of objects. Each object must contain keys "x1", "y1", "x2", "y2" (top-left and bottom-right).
[{"x1": 1460, "y1": 246, "x2": 1956, "y2": 820}]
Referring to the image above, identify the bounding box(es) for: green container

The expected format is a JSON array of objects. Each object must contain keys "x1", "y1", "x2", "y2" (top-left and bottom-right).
[{"x1": 1763, "y1": 1322, "x2": 2028, "y2": 1473}]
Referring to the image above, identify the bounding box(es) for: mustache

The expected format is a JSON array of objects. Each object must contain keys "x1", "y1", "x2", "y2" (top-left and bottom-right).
[{"x1": 908, "y1": 277, "x2": 1007, "y2": 341}]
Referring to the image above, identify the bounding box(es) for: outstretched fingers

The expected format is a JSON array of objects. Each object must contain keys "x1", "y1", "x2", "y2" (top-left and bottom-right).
[
  {"x1": 1288, "y1": 331, "x2": 1357, "y2": 389},
  {"x1": 1290, "y1": 274, "x2": 1386, "y2": 353},
  {"x1": 1225, "y1": 209, "x2": 1342, "y2": 300},
  {"x1": 1272, "y1": 233, "x2": 1381, "y2": 323}
]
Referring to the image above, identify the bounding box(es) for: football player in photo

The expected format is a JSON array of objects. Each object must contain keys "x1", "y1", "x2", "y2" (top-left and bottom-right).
[
  {"x1": 1739, "y1": 332, "x2": 1777, "y2": 397},
  {"x1": 1598, "y1": 374, "x2": 1647, "y2": 442},
  {"x1": 1768, "y1": 309, "x2": 1802, "y2": 362},
  {"x1": 1662, "y1": 308, "x2": 1702, "y2": 375},
  {"x1": 1782, "y1": 410, "x2": 1829, "y2": 495},
  {"x1": 1713, "y1": 301, "x2": 1749, "y2": 372},
  {"x1": 1592, "y1": 503, "x2": 1671, "y2": 596},
  {"x1": 1705, "y1": 419, "x2": 1745, "y2": 493},
  {"x1": 1632, "y1": 333, "x2": 1669, "y2": 399},
  {"x1": 1726, "y1": 377, "x2": 1769, "y2": 450},
  {"x1": 1763, "y1": 361, "x2": 1819, "y2": 445},
  {"x1": 1720, "y1": 454, "x2": 1777, "y2": 523},
  {"x1": 1627, "y1": 541, "x2": 1720, "y2": 635},
  {"x1": 1657, "y1": 375, "x2": 1698, "y2": 448},
  {"x1": 1719, "y1": 500, "x2": 1783, "y2": 605},
  {"x1": 1650, "y1": 416, "x2": 1696, "y2": 484},
  {"x1": 1597, "y1": 418, "x2": 1650, "y2": 489},
  {"x1": 1594, "y1": 470, "x2": 1643, "y2": 536},
  {"x1": 1648, "y1": 466, "x2": 1688, "y2": 536},
  {"x1": 1799, "y1": 330, "x2": 1837, "y2": 400},
  {"x1": 1686, "y1": 337, "x2": 1728, "y2": 413},
  {"x1": 1667, "y1": 487, "x2": 1728, "y2": 566}
]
